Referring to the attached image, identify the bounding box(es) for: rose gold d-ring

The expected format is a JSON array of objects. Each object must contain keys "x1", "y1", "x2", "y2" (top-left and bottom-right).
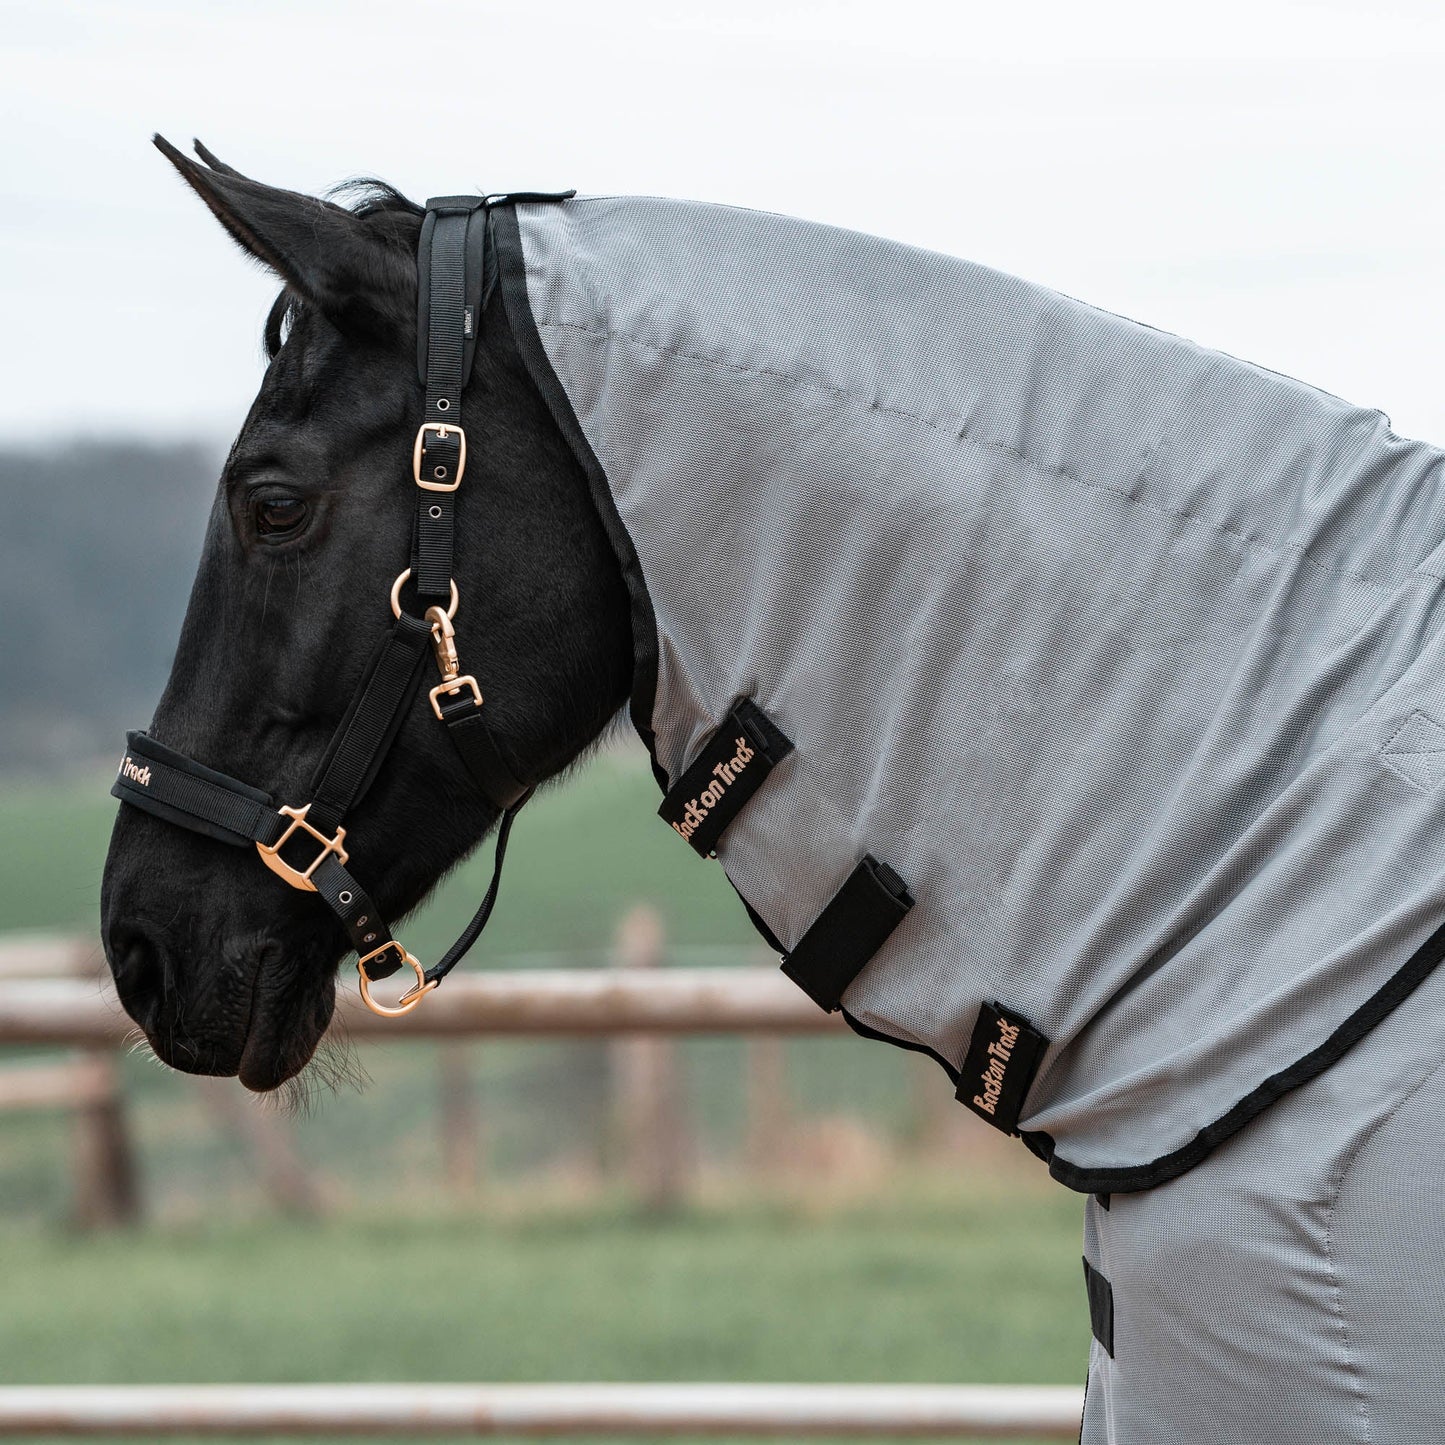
[
  {"x1": 389, "y1": 569, "x2": 459, "y2": 621},
  {"x1": 356, "y1": 947, "x2": 436, "y2": 1018}
]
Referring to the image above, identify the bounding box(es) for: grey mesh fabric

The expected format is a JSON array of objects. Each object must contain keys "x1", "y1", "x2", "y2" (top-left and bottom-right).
[
  {"x1": 1080, "y1": 948, "x2": 1445, "y2": 1443},
  {"x1": 502, "y1": 195, "x2": 1445, "y2": 1188}
]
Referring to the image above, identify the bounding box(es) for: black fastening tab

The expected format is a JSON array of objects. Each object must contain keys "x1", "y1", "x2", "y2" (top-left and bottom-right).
[
  {"x1": 1082, "y1": 1257, "x2": 1115, "y2": 1357},
  {"x1": 658, "y1": 699, "x2": 793, "y2": 858},
  {"x1": 781, "y1": 855, "x2": 913, "y2": 1013},
  {"x1": 956, "y1": 1001, "x2": 1050, "y2": 1135}
]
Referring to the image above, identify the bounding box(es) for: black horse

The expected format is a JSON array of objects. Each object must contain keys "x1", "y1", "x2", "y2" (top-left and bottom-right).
[{"x1": 101, "y1": 140, "x2": 631, "y2": 1092}]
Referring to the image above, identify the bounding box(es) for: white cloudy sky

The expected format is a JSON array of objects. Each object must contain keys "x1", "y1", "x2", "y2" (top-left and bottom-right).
[{"x1": 5, "y1": 0, "x2": 1445, "y2": 444}]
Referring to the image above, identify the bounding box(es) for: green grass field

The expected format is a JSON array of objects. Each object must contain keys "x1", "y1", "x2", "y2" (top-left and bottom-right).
[
  {"x1": 0, "y1": 1190, "x2": 1087, "y2": 1445},
  {"x1": 0, "y1": 753, "x2": 1090, "y2": 1443}
]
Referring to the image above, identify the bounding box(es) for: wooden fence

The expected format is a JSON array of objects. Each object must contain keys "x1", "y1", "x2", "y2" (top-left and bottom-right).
[
  {"x1": 0, "y1": 919, "x2": 848, "y2": 1220},
  {"x1": 0, "y1": 924, "x2": 1083, "y2": 1440},
  {"x1": 0, "y1": 937, "x2": 136, "y2": 1226}
]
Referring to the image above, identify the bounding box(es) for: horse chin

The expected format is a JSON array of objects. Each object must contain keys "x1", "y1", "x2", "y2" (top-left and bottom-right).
[
  {"x1": 128, "y1": 936, "x2": 339, "y2": 1094},
  {"x1": 234, "y1": 953, "x2": 338, "y2": 1094},
  {"x1": 236, "y1": 1014, "x2": 327, "y2": 1094}
]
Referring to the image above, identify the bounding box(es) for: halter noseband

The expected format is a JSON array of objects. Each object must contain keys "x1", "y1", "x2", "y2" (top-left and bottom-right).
[{"x1": 111, "y1": 189, "x2": 574, "y2": 1017}]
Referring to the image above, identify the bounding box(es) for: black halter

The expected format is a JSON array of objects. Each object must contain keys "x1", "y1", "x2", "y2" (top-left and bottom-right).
[{"x1": 111, "y1": 190, "x2": 573, "y2": 1017}]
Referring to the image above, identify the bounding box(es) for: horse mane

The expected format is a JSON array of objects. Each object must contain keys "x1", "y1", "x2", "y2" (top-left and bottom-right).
[{"x1": 263, "y1": 179, "x2": 424, "y2": 360}]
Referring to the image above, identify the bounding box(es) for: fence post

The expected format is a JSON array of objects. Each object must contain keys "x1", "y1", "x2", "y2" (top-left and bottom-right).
[
  {"x1": 194, "y1": 1078, "x2": 324, "y2": 1218},
  {"x1": 611, "y1": 906, "x2": 691, "y2": 1213},
  {"x1": 744, "y1": 1036, "x2": 791, "y2": 1174},
  {"x1": 438, "y1": 1043, "x2": 482, "y2": 1199},
  {"x1": 71, "y1": 1051, "x2": 138, "y2": 1229}
]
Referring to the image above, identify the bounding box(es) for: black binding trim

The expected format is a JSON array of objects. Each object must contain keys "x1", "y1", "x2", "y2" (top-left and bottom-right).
[
  {"x1": 659, "y1": 699, "x2": 793, "y2": 857},
  {"x1": 781, "y1": 855, "x2": 913, "y2": 1013},
  {"x1": 1026, "y1": 912, "x2": 1445, "y2": 1193},
  {"x1": 838, "y1": 1006, "x2": 963, "y2": 1083},
  {"x1": 493, "y1": 203, "x2": 663, "y2": 782}
]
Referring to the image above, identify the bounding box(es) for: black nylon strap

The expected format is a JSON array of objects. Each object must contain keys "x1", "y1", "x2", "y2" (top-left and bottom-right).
[
  {"x1": 780, "y1": 855, "x2": 914, "y2": 1012},
  {"x1": 422, "y1": 793, "x2": 531, "y2": 987},
  {"x1": 112, "y1": 732, "x2": 281, "y2": 848},
  {"x1": 306, "y1": 614, "x2": 432, "y2": 835},
  {"x1": 413, "y1": 197, "x2": 487, "y2": 603},
  {"x1": 311, "y1": 855, "x2": 404, "y2": 979},
  {"x1": 440, "y1": 694, "x2": 531, "y2": 810},
  {"x1": 658, "y1": 699, "x2": 793, "y2": 857}
]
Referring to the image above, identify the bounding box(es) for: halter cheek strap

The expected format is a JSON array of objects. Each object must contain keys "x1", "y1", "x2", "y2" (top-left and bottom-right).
[{"x1": 110, "y1": 188, "x2": 574, "y2": 1017}]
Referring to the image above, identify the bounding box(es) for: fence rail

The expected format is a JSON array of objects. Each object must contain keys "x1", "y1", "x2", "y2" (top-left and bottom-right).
[
  {"x1": 0, "y1": 966, "x2": 846, "y2": 1046},
  {"x1": 0, "y1": 1383, "x2": 1085, "y2": 1438}
]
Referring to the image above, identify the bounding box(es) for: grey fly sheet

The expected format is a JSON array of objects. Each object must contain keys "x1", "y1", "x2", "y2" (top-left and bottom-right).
[{"x1": 493, "y1": 196, "x2": 1445, "y2": 1192}]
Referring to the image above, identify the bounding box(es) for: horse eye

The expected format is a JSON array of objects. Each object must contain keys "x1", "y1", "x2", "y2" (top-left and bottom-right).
[{"x1": 253, "y1": 496, "x2": 309, "y2": 537}]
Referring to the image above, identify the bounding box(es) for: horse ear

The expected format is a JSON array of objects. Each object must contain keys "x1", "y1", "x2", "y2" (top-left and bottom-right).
[{"x1": 153, "y1": 134, "x2": 413, "y2": 341}]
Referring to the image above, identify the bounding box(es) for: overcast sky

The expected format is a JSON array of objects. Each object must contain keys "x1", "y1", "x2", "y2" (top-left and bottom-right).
[{"x1": 5, "y1": 0, "x2": 1445, "y2": 446}]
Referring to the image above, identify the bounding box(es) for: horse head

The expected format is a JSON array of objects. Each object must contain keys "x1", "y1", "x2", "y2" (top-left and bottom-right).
[{"x1": 100, "y1": 140, "x2": 630, "y2": 1092}]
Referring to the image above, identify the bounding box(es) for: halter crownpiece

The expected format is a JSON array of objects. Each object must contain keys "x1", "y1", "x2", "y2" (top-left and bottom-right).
[{"x1": 111, "y1": 188, "x2": 575, "y2": 1017}]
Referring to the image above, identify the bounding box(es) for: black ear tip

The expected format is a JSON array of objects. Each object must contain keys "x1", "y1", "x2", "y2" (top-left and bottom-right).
[
  {"x1": 191, "y1": 139, "x2": 242, "y2": 178},
  {"x1": 153, "y1": 133, "x2": 187, "y2": 166}
]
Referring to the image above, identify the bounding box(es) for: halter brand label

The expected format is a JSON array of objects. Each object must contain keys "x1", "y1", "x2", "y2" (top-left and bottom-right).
[
  {"x1": 658, "y1": 699, "x2": 793, "y2": 858},
  {"x1": 118, "y1": 755, "x2": 152, "y2": 787},
  {"x1": 957, "y1": 1002, "x2": 1049, "y2": 1135}
]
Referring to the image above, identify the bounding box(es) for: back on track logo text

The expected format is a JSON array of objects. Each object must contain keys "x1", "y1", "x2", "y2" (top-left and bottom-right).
[
  {"x1": 972, "y1": 1014, "x2": 1022, "y2": 1117},
  {"x1": 670, "y1": 734, "x2": 755, "y2": 842},
  {"x1": 119, "y1": 756, "x2": 152, "y2": 787}
]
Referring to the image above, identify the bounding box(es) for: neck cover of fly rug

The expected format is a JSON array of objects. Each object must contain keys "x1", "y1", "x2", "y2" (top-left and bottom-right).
[{"x1": 493, "y1": 197, "x2": 1445, "y2": 1193}]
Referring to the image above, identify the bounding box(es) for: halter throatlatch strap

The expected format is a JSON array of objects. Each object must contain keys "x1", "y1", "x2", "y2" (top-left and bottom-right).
[{"x1": 112, "y1": 188, "x2": 576, "y2": 1019}]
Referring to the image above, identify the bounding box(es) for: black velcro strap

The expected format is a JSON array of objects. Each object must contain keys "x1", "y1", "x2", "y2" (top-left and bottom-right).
[
  {"x1": 111, "y1": 731, "x2": 279, "y2": 848},
  {"x1": 1082, "y1": 1257, "x2": 1115, "y2": 1357},
  {"x1": 956, "y1": 1001, "x2": 1050, "y2": 1135},
  {"x1": 658, "y1": 699, "x2": 793, "y2": 857},
  {"x1": 780, "y1": 854, "x2": 913, "y2": 1012}
]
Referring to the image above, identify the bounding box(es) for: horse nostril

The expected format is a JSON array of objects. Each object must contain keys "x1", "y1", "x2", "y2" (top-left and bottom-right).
[{"x1": 104, "y1": 922, "x2": 166, "y2": 1030}]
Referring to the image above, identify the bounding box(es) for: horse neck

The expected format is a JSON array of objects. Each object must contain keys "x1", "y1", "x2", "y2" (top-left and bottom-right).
[{"x1": 459, "y1": 289, "x2": 635, "y2": 784}]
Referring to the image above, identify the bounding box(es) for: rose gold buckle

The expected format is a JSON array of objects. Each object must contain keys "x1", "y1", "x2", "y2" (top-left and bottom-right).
[
  {"x1": 430, "y1": 674, "x2": 483, "y2": 720},
  {"x1": 413, "y1": 423, "x2": 466, "y2": 493},
  {"x1": 255, "y1": 804, "x2": 348, "y2": 893},
  {"x1": 357, "y1": 944, "x2": 436, "y2": 1017}
]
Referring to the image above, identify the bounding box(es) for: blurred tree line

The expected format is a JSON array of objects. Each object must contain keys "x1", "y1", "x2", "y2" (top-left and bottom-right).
[{"x1": 0, "y1": 441, "x2": 220, "y2": 773}]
